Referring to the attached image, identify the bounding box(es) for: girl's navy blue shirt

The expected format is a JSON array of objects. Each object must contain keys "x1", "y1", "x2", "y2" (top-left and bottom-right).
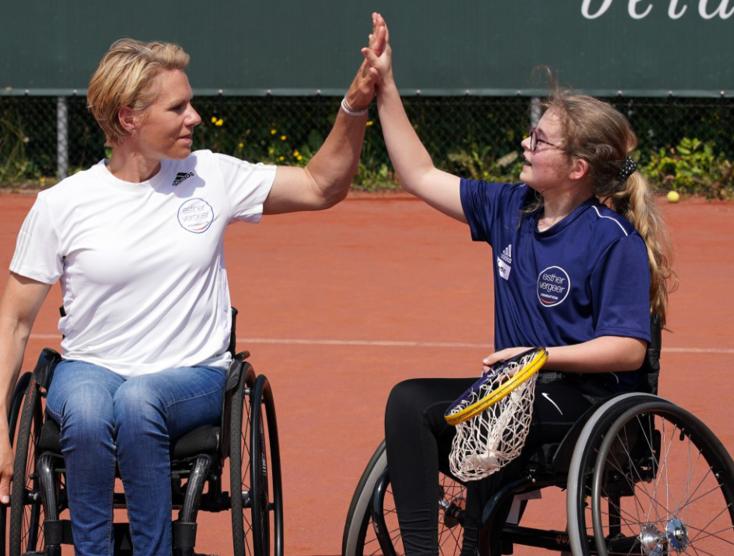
[{"x1": 460, "y1": 179, "x2": 651, "y2": 360}]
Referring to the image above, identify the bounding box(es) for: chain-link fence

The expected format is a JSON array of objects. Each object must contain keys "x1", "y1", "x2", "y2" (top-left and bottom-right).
[{"x1": 2, "y1": 95, "x2": 733, "y2": 196}]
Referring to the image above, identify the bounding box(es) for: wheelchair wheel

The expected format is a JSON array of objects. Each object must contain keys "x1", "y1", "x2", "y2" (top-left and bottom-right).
[
  {"x1": 0, "y1": 373, "x2": 32, "y2": 556},
  {"x1": 568, "y1": 395, "x2": 734, "y2": 555},
  {"x1": 249, "y1": 375, "x2": 283, "y2": 556},
  {"x1": 230, "y1": 361, "x2": 256, "y2": 555},
  {"x1": 8, "y1": 377, "x2": 45, "y2": 556},
  {"x1": 341, "y1": 440, "x2": 466, "y2": 556}
]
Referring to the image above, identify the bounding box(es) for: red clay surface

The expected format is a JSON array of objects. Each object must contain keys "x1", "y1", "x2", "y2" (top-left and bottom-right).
[{"x1": 1, "y1": 192, "x2": 732, "y2": 555}]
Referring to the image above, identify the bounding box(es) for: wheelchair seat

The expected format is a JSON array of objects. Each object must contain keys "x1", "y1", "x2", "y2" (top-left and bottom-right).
[{"x1": 37, "y1": 410, "x2": 222, "y2": 462}]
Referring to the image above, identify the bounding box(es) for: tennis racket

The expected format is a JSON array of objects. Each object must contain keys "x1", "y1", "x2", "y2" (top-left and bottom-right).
[{"x1": 444, "y1": 347, "x2": 548, "y2": 481}]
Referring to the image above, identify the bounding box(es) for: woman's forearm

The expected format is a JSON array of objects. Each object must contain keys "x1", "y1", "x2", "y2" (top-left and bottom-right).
[
  {"x1": 0, "y1": 274, "x2": 51, "y2": 416},
  {"x1": 303, "y1": 107, "x2": 369, "y2": 206},
  {"x1": 0, "y1": 319, "x2": 31, "y2": 425}
]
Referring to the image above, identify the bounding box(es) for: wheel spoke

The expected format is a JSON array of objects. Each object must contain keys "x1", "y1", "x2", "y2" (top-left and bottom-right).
[{"x1": 587, "y1": 402, "x2": 734, "y2": 556}]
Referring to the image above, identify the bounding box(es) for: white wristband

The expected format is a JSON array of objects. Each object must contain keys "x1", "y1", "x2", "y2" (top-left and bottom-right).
[{"x1": 340, "y1": 97, "x2": 369, "y2": 117}]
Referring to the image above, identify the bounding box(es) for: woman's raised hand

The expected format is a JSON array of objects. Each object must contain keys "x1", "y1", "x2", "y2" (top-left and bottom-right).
[
  {"x1": 343, "y1": 12, "x2": 388, "y2": 112},
  {"x1": 361, "y1": 12, "x2": 392, "y2": 87}
]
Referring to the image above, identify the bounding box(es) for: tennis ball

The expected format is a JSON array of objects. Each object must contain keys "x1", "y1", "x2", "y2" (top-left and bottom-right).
[{"x1": 667, "y1": 190, "x2": 680, "y2": 203}]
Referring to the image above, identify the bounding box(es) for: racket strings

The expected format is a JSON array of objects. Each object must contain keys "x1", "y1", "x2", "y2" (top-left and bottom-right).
[
  {"x1": 447, "y1": 351, "x2": 541, "y2": 482},
  {"x1": 449, "y1": 355, "x2": 531, "y2": 414}
]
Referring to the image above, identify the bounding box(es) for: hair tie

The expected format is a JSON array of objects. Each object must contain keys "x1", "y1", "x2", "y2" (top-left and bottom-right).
[{"x1": 618, "y1": 156, "x2": 638, "y2": 182}]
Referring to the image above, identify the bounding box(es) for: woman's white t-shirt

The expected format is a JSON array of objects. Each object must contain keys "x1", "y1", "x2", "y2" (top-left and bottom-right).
[{"x1": 10, "y1": 150, "x2": 276, "y2": 376}]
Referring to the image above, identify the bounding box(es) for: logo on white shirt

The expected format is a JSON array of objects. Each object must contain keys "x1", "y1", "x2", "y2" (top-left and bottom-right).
[
  {"x1": 172, "y1": 171, "x2": 194, "y2": 186},
  {"x1": 177, "y1": 198, "x2": 214, "y2": 233},
  {"x1": 497, "y1": 244, "x2": 512, "y2": 280}
]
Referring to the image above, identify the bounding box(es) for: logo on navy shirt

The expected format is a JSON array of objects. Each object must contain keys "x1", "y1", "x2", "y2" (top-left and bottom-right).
[
  {"x1": 177, "y1": 198, "x2": 214, "y2": 233},
  {"x1": 497, "y1": 244, "x2": 512, "y2": 280},
  {"x1": 172, "y1": 171, "x2": 194, "y2": 186},
  {"x1": 537, "y1": 266, "x2": 571, "y2": 307}
]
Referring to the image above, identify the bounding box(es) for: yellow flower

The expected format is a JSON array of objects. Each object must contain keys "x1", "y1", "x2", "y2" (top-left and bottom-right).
[
  {"x1": 216, "y1": 118, "x2": 224, "y2": 127},
  {"x1": 280, "y1": 135, "x2": 287, "y2": 141},
  {"x1": 270, "y1": 128, "x2": 277, "y2": 135},
  {"x1": 278, "y1": 156, "x2": 285, "y2": 161},
  {"x1": 293, "y1": 149, "x2": 300, "y2": 156},
  {"x1": 366, "y1": 120, "x2": 374, "y2": 127},
  {"x1": 210, "y1": 116, "x2": 217, "y2": 123},
  {"x1": 238, "y1": 142, "x2": 244, "y2": 149}
]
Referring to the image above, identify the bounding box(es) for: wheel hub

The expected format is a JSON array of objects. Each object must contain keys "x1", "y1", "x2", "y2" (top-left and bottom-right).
[
  {"x1": 665, "y1": 517, "x2": 689, "y2": 552},
  {"x1": 638, "y1": 518, "x2": 689, "y2": 555},
  {"x1": 638, "y1": 523, "x2": 665, "y2": 556},
  {"x1": 439, "y1": 494, "x2": 465, "y2": 528}
]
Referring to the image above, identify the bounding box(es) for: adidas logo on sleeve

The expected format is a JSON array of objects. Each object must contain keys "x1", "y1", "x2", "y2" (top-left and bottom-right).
[{"x1": 497, "y1": 244, "x2": 512, "y2": 280}]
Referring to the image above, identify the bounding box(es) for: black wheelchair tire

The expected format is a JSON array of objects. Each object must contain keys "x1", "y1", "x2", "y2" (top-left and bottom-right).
[
  {"x1": 0, "y1": 373, "x2": 32, "y2": 556},
  {"x1": 341, "y1": 441, "x2": 388, "y2": 556},
  {"x1": 8, "y1": 377, "x2": 45, "y2": 556},
  {"x1": 590, "y1": 400, "x2": 734, "y2": 556},
  {"x1": 566, "y1": 393, "x2": 667, "y2": 555},
  {"x1": 229, "y1": 361, "x2": 256, "y2": 556},
  {"x1": 249, "y1": 375, "x2": 283, "y2": 556},
  {"x1": 341, "y1": 440, "x2": 467, "y2": 556},
  {"x1": 7, "y1": 374, "x2": 32, "y2": 443}
]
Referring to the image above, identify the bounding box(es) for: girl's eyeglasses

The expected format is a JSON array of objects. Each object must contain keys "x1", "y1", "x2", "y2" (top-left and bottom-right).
[{"x1": 529, "y1": 128, "x2": 564, "y2": 152}]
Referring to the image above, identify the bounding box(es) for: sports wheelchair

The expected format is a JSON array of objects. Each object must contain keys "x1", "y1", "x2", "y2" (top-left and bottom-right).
[
  {"x1": 342, "y1": 322, "x2": 734, "y2": 555},
  {"x1": 1, "y1": 309, "x2": 284, "y2": 556}
]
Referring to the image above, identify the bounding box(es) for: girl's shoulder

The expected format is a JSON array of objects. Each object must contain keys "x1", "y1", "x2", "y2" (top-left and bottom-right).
[{"x1": 584, "y1": 202, "x2": 638, "y2": 240}]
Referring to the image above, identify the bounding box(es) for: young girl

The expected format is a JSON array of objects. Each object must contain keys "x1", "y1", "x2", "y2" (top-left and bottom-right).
[{"x1": 362, "y1": 13, "x2": 672, "y2": 554}]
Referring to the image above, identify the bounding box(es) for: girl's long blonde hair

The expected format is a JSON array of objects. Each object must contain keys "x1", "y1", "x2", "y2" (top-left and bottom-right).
[{"x1": 547, "y1": 92, "x2": 675, "y2": 325}]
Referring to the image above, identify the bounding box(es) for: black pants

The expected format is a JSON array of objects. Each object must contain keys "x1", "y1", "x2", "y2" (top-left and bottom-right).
[{"x1": 384, "y1": 374, "x2": 613, "y2": 555}]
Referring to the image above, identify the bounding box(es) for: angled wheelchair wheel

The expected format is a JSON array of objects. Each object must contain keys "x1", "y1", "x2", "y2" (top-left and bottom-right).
[
  {"x1": 568, "y1": 394, "x2": 734, "y2": 555},
  {"x1": 8, "y1": 377, "x2": 45, "y2": 556},
  {"x1": 341, "y1": 440, "x2": 466, "y2": 556},
  {"x1": 249, "y1": 375, "x2": 283, "y2": 556},
  {"x1": 1, "y1": 373, "x2": 32, "y2": 556},
  {"x1": 230, "y1": 361, "x2": 257, "y2": 555}
]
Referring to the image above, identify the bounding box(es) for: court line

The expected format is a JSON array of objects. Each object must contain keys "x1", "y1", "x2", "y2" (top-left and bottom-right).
[{"x1": 28, "y1": 334, "x2": 734, "y2": 354}]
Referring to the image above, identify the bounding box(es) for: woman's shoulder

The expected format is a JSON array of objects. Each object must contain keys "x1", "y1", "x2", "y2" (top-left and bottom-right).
[
  {"x1": 175, "y1": 150, "x2": 273, "y2": 176},
  {"x1": 38, "y1": 162, "x2": 107, "y2": 204}
]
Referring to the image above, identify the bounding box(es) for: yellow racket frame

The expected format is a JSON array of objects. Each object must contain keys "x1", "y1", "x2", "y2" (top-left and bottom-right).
[{"x1": 445, "y1": 348, "x2": 548, "y2": 426}]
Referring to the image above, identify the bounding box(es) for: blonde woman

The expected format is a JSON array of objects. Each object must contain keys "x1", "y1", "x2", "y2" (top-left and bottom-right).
[
  {"x1": 0, "y1": 19, "x2": 384, "y2": 556},
  {"x1": 362, "y1": 13, "x2": 672, "y2": 554}
]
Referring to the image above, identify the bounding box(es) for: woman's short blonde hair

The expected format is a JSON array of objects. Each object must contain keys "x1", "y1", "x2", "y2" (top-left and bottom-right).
[{"x1": 87, "y1": 38, "x2": 190, "y2": 144}]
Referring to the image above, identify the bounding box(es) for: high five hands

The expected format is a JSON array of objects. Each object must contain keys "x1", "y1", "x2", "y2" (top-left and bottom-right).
[
  {"x1": 346, "y1": 12, "x2": 389, "y2": 111},
  {"x1": 361, "y1": 12, "x2": 392, "y2": 89}
]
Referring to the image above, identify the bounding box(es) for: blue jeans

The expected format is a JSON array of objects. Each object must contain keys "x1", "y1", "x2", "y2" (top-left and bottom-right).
[{"x1": 45, "y1": 360, "x2": 227, "y2": 556}]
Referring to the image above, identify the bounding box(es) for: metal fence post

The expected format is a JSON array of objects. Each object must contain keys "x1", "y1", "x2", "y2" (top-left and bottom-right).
[{"x1": 57, "y1": 96, "x2": 69, "y2": 180}]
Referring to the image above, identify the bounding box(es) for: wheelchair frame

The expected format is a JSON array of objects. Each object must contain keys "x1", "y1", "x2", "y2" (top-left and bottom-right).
[
  {"x1": 342, "y1": 319, "x2": 734, "y2": 555},
  {"x1": 2, "y1": 310, "x2": 284, "y2": 556},
  {"x1": 342, "y1": 393, "x2": 734, "y2": 555}
]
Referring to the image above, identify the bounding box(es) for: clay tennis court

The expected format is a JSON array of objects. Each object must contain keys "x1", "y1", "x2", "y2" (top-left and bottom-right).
[{"x1": 1, "y1": 192, "x2": 732, "y2": 555}]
